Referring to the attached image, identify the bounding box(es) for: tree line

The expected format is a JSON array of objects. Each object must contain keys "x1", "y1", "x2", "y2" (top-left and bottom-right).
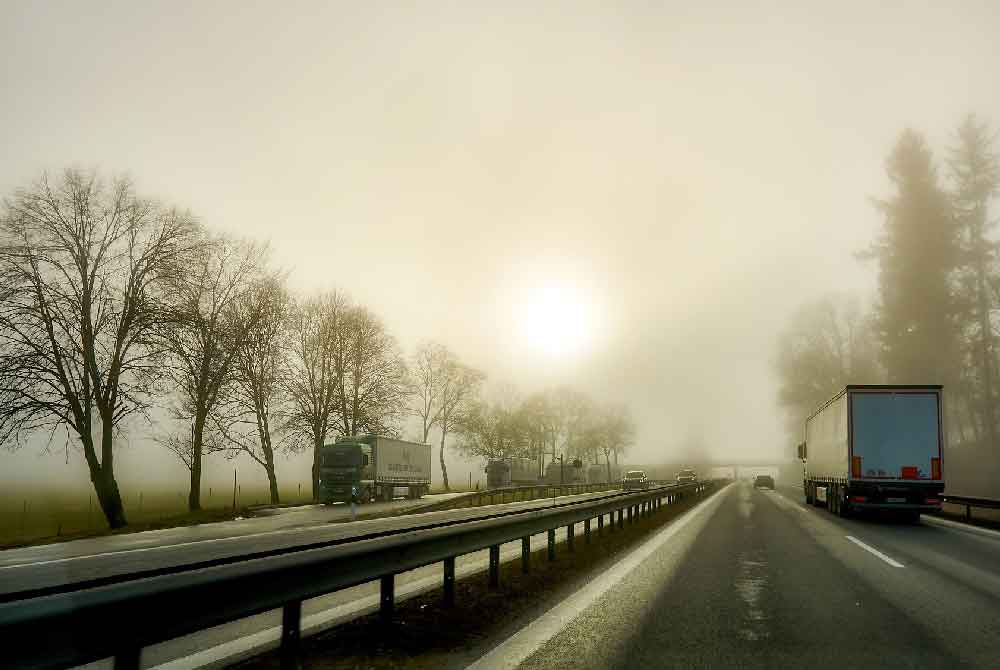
[
  {"x1": 776, "y1": 114, "x2": 1000, "y2": 448},
  {"x1": 0, "y1": 168, "x2": 635, "y2": 529}
]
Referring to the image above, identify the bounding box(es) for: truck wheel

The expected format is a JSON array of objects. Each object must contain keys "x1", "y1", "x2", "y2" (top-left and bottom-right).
[{"x1": 805, "y1": 483, "x2": 814, "y2": 505}]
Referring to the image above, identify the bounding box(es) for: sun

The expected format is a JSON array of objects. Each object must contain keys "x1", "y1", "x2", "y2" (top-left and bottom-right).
[{"x1": 518, "y1": 281, "x2": 594, "y2": 357}]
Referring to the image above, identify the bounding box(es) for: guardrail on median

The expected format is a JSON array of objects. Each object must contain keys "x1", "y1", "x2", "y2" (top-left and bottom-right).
[
  {"x1": 0, "y1": 480, "x2": 722, "y2": 670},
  {"x1": 410, "y1": 481, "x2": 624, "y2": 514},
  {"x1": 941, "y1": 494, "x2": 1000, "y2": 520}
]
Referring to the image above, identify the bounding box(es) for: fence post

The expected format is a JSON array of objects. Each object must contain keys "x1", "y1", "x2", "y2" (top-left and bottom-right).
[
  {"x1": 114, "y1": 648, "x2": 141, "y2": 670},
  {"x1": 443, "y1": 557, "x2": 455, "y2": 607},
  {"x1": 380, "y1": 575, "x2": 394, "y2": 620},
  {"x1": 280, "y1": 601, "x2": 302, "y2": 670},
  {"x1": 489, "y1": 545, "x2": 500, "y2": 589}
]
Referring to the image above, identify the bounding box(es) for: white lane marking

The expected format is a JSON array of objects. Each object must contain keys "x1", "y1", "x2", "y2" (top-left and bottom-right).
[
  {"x1": 846, "y1": 536, "x2": 905, "y2": 568},
  {"x1": 921, "y1": 514, "x2": 1000, "y2": 540},
  {"x1": 465, "y1": 485, "x2": 730, "y2": 670}
]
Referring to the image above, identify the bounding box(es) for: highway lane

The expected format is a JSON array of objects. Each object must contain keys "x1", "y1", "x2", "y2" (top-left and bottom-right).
[
  {"x1": 0, "y1": 492, "x2": 468, "y2": 569},
  {"x1": 0, "y1": 488, "x2": 640, "y2": 597},
  {"x1": 77, "y1": 525, "x2": 579, "y2": 670},
  {"x1": 478, "y1": 480, "x2": 1000, "y2": 670}
]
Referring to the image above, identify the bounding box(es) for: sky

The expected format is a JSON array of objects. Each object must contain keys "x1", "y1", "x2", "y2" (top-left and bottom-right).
[{"x1": 2, "y1": 1, "x2": 999, "y2": 493}]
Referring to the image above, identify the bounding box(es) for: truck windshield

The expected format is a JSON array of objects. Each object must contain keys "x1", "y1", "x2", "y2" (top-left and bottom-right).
[{"x1": 322, "y1": 447, "x2": 361, "y2": 467}]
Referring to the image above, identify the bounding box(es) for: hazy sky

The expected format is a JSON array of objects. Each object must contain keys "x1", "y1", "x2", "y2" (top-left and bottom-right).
[{"x1": 3, "y1": 1, "x2": 999, "y2": 489}]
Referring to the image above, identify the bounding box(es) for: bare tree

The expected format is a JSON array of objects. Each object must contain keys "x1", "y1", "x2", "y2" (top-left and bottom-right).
[
  {"x1": 0, "y1": 169, "x2": 197, "y2": 528},
  {"x1": 213, "y1": 276, "x2": 290, "y2": 504},
  {"x1": 159, "y1": 235, "x2": 268, "y2": 511},
  {"x1": 283, "y1": 291, "x2": 349, "y2": 499},
  {"x1": 601, "y1": 404, "x2": 635, "y2": 480},
  {"x1": 410, "y1": 341, "x2": 484, "y2": 490},
  {"x1": 332, "y1": 306, "x2": 408, "y2": 438}
]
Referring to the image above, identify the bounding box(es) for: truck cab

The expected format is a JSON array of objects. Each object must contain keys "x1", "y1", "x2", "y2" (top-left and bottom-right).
[{"x1": 319, "y1": 440, "x2": 374, "y2": 504}]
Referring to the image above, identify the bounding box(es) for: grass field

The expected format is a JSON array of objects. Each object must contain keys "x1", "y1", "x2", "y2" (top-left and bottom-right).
[{"x1": 0, "y1": 484, "x2": 316, "y2": 547}]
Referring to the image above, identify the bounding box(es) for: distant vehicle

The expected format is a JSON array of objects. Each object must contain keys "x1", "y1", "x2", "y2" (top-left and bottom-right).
[
  {"x1": 622, "y1": 470, "x2": 649, "y2": 490},
  {"x1": 587, "y1": 463, "x2": 623, "y2": 484},
  {"x1": 545, "y1": 459, "x2": 586, "y2": 485},
  {"x1": 485, "y1": 457, "x2": 538, "y2": 488},
  {"x1": 800, "y1": 385, "x2": 944, "y2": 521},
  {"x1": 318, "y1": 435, "x2": 431, "y2": 504},
  {"x1": 754, "y1": 474, "x2": 775, "y2": 489},
  {"x1": 676, "y1": 469, "x2": 698, "y2": 484}
]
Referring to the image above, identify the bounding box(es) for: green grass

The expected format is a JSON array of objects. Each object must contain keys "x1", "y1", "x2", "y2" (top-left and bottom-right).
[{"x1": 0, "y1": 485, "x2": 316, "y2": 548}]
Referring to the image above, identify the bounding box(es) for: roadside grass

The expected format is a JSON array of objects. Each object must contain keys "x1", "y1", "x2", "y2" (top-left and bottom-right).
[
  {"x1": 0, "y1": 486, "x2": 314, "y2": 549},
  {"x1": 232, "y1": 490, "x2": 712, "y2": 670}
]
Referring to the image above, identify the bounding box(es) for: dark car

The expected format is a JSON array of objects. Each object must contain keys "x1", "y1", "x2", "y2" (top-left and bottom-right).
[
  {"x1": 622, "y1": 470, "x2": 649, "y2": 490},
  {"x1": 676, "y1": 469, "x2": 698, "y2": 484},
  {"x1": 754, "y1": 474, "x2": 775, "y2": 489}
]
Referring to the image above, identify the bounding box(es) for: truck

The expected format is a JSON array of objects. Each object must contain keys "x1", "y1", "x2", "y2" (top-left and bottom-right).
[
  {"x1": 485, "y1": 457, "x2": 538, "y2": 489},
  {"x1": 544, "y1": 459, "x2": 586, "y2": 485},
  {"x1": 798, "y1": 385, "x2": 944, "y2": 520},
  {"x1": 587, "y1": 463, "x2": 623, "y2": 484},
  {"x1": 318, "y1": 435, "x2": 432, "y2": 504}
]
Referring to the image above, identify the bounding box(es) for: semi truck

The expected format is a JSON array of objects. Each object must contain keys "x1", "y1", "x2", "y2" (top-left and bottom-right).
[
  {"x1": 318, "y1": 435, "x2": 432, "y2": 504},
  {"x1": 798, "y1": 385, "x2": 944, "y2": 520},
  {"x1": 485, "y1": 457, "x2": 538, "y2": 488},
  {"x1": 544, "y1": 459, "x2": 586, "y2": 485},
  {"x1": 587, "y1": 463, "x2": 623, "y2": 484}
]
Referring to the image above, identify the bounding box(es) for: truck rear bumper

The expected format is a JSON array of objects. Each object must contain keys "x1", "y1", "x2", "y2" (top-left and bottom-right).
[{"x1": 849, "y1": 502, "x2": 941, "y2": 511}]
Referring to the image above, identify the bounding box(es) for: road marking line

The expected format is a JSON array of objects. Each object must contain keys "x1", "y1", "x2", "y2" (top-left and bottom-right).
[
  {"x1": 845, "y1": 535, "x2": 904, "y2": 568},
  {"x1": 465, "y1": 485, "x2": 731, "y2": 670}
]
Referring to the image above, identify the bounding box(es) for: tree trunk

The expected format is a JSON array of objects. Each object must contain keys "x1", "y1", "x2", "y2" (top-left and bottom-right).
[
  {"x1": 312, "y1": 434, "x2": 323, "y2": 500},
  {"x1": 189, "y1": 415, "x2": 204, "y2": 511},
  {"x1": 266, "y1": 465, "x2": 280, "y2": 505},
  {"x1": 439, "y1": 427, "x2": 450, "y2": 491},
  {"x1": 93, "y1": 413, "x2": 128, "y2": 528},
  {"x1": 976, "y1": 266, "x2": 997, "y2": 449}
]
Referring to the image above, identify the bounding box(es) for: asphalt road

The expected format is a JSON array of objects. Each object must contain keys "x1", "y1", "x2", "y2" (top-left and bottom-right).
[
  {"x1": 0, "y1": 489, "x2": 631, "y2": 597},
  {"x1": 479, "y1": 481, "x2": 1000, "y2": 670}
]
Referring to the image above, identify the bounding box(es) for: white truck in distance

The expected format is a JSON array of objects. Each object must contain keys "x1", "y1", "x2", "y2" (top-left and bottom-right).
[{"x1": 799, "y1": 385, "x2": 944, "y2": 520}]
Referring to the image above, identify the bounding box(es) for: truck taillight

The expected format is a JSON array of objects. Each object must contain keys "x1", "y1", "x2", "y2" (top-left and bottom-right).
[
  {"x1": 849, "y1": 495, "x2": 868, "y2": 503},
  {"x1": 931, "y1": 457, "x2": 941, "y2": 480},
  {"x1": 851, "y1": 456, "x2": 862, "y2": 478},
  {"x1": 925, "y1": 498, "x2": 940, "y2": 505}
]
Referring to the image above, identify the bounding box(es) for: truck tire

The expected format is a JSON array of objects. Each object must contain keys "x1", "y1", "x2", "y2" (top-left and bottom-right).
[{"x1": 805, "y1": 483, "x2": 814, "y2": 505}]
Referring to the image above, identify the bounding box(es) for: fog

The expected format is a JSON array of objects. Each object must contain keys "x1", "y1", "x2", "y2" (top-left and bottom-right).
[{"x1": 2, "y1": 2, "x2": 999, "y2": 497}]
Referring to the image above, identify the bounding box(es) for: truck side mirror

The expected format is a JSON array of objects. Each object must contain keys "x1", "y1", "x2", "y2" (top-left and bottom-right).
[{"x1": 797, "y1": 443, "x2": 807, "y2": 460}]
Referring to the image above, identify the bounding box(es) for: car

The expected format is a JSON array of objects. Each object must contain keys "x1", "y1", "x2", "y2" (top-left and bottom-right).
[
  {"x1": 754, "y1": 474, "x2": 775, "y2": 489},
  {"x1": 622, "y1": 470, "x2": 649, "y2": 490},
  {"x1": 676, "y1": 469, "x2": 698, "y2": 484}
]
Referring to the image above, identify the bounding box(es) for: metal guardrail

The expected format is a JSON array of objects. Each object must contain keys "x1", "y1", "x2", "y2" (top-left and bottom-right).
[
  {"x1": 941, "y1": 494, "x2": 1000, "y2": 520},
  {"x1": 410, "y1": 481, "x2": 623, "y2": 513},
  {"x1": 0, "y1": 480, "x2": 720, "y2": 670}
]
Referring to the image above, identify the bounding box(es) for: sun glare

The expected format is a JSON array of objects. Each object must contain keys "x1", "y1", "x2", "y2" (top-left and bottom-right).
[{"x1": 518, "y1": 281, "x2": 594, "y2": 357}]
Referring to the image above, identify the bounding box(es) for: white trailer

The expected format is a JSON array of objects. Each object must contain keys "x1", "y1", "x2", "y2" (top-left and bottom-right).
[
  {"x1": 319, "y1": 435, "x2": 432, "y2": 504},
  {"x1": 799, "y1": 385, "x2": 944, "y2": 520}
]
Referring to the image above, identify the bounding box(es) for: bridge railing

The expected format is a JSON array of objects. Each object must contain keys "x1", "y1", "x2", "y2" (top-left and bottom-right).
[{"x1": 0, "y1": 480, "x2": 721, "y2": 670}]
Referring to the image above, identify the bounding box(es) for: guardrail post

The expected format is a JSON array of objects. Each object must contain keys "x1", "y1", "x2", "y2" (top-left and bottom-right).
[
  {"x1": 115, "y1": 649, "x2": 141, "y2": 670},
  {"x1": 618, "y1": 508, "x2": 624, "y2": 529},
  {"x1": 280, "y1": 600, "x2": 302, "y2": 670},
  {"x1": 966, "y1": 505, "x2": 971, "y2": 520},
  {"x1": 380, "y1": 575, "x2": 394, "y2": 620},
  {"x1": 598, "y1": 514, "x2": 604, "y2": 535},
  {"x1": 567, "y1": 523, "x2": 575, "y2": 552},
  {"x1": 584, "y1": 518, "x2": 591, "y2": 544},
  {"x1": 548, "y1": 528, "x2": 556, "y2": 561},
  {"x1": 489, "y1": 545, "x2": 500, "y2": 589},
  {"x1": 443, "y1": 557, "x2": 456, "y2": 607},
  {"x1": 627, "y1": 506, "x2": 633, "y2": 524},
  {"x1": 522, "y1": 536, "x2": 531, "y2": 573}
]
